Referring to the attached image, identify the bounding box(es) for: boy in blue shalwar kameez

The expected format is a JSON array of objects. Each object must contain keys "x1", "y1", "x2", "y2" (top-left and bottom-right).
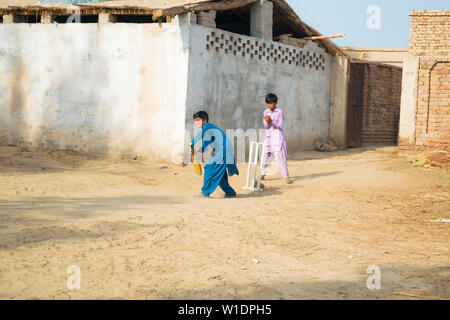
[{"x1": 191, "y1": 111, "x2": 239, "y2": 198}]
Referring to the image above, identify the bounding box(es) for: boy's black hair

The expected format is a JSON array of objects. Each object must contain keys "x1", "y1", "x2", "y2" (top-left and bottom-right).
[
  {"x1": 193, "y1": 111, "x2": 209, "y2": 122},
  {"x1": 265, "y1": 93, "x2": 278, "y2": 103}
]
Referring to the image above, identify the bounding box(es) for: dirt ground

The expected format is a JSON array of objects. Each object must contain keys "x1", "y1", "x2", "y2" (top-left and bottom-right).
[{"x1": 0, "y1": 145, "x2": 448, "y2": 300}]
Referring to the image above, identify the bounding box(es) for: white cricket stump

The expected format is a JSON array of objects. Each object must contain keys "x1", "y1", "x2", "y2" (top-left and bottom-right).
[{"x1": 243, "y1": 142, "x2": 265, "y2": 192}]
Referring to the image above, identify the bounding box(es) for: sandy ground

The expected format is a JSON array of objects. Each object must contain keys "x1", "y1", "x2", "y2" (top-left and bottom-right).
[{"x1": 0, "y1": 145, "x2": 448, "y2": 300}]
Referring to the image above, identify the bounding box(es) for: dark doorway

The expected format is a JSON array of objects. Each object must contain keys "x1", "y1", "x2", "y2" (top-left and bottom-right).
[{"x1": 346, "y1": 63, "x2": 365, "y2": 147}]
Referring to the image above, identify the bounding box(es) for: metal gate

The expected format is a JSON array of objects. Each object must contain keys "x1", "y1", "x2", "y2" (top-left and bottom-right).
[{"x1": 346, "y1": 63, "x2": 365, "y2": 147}]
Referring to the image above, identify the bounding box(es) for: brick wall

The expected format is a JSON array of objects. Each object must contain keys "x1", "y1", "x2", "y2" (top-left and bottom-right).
[
  {"x1": 399, "y1": 10, "x2": 450, "y2": 152},
  {"x1": 362, "y1": 63, "x2": 403, "y2": 145},
  {"x1": 409, "y1": 10, "x2": 450, "y2": 57},
  {"x1": 413, "y1": 60, "x2": 450, "y2": 151}
]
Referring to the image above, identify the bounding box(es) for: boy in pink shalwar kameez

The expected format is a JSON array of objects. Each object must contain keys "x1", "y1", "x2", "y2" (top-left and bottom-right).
[{"x1": 261, "y1": 93, "x2": 293, "y2": 184}]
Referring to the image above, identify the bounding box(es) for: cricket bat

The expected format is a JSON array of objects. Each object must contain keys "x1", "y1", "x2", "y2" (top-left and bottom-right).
[{"x1": 191, "y1": 145, "x2": 202, "y2": 176}]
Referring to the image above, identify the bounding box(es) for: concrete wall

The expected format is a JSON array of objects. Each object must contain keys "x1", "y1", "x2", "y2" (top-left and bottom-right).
[
  {"x1": 0, "y1": 13, "x2": 342, "y2": 162},
  {"x1": 0, "y1": 22, "x2": 190, "y2": 162},
  {"x1": 185, "y1": 24, "x2": 333, "y2": 158},
  {"x1": 398, "y1": 55, "x2": 420, "y2": 150},
  {"x1": 329, "y1": 54, "x2": 349, "y2": 147}
]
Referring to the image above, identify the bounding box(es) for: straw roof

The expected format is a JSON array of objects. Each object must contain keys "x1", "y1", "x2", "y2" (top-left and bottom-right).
[{"x1": 0, "y1": 0, "x2": 213, "y2": 10}]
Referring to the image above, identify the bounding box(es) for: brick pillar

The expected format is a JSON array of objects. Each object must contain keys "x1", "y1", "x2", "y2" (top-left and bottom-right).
[
  {"x1": 98, "y1": 13, "x2": 117, "y2": 24},
  {"x1": 41, "y1": 15, "x2": 54, "y2": 24},
  {"x1": 197, "y1": 10, "x2": 216, "y2": 28},
  {"x1": 250, "y1": 0, "x2": 273, "y2": 40}
]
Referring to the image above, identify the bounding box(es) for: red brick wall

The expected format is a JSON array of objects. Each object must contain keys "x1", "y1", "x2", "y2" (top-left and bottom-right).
[
  {"x1": 362, "y1": 63, "x2": 403, "y2": 145},
  {"x1": 414, "y1": 60, "x2": 450, "y2": 151},
  {"x1": 409, "y1": 10, "x2": 450, "y2": 57},
  {"x1": 399, "y1": 10, "x2": 450, "y2": 152}
]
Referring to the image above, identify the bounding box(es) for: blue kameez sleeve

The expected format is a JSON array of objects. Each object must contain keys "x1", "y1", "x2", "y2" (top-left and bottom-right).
[{"x1": 191, "y1": 125, "x2": 215, "y2": 152}]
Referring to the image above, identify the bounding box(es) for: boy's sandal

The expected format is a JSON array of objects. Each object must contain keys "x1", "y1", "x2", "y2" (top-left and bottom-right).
[{"x1": 197, "y1": 193, "x2": 210, "y2": 198}]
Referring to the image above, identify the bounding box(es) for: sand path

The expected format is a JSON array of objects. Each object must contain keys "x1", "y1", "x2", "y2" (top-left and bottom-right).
[{"x1": 0, "y1": 146, "x2": 448, "y2": 299}]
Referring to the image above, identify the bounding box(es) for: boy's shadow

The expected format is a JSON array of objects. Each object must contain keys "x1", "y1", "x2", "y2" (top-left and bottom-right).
[
  {"x1": 232, "y1": 171, "x2": 342, "y2": 198},
  {"x1": 236, "y1": 186, "x2": 283, "y2": 198},
  {"x1": 291, "y1": 171, "x2": 342, "y2": 181}
]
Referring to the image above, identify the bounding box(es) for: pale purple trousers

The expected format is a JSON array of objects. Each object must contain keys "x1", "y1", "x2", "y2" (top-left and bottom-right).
[{"x1": 261, "y1": 151, "x2": 290, "y2": 179}]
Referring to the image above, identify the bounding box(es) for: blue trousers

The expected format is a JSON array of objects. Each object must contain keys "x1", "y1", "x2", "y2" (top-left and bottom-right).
[{"x1": 202, "y1": 171, "x2": 236, "y2": 196}]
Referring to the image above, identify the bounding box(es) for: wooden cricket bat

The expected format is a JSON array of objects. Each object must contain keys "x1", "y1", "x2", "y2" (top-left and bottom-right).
[{"x1": 191, "y1": 145, "x2": 202, "y2": 176}]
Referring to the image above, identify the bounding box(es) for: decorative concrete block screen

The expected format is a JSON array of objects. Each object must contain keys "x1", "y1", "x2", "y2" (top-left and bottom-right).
[
  {"x1": 205, "y1": 30, "x2": 326, "y2": 71},
  {"x1": 186, "y1": 24, "x2": 332, "y2": 154}
]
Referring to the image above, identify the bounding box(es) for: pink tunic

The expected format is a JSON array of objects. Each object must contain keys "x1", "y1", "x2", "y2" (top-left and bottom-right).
[{"x1": 263, "y1": 106, "x2": 289, "y2": 158}]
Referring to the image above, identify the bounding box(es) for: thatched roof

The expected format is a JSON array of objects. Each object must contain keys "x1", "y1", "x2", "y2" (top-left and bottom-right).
[
  {"x1": 0, "y1": 0, "x2": 348, "y2": 57},
  {"x1": 0, "y1": 0, "x2": 216, "y2": 10}
]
